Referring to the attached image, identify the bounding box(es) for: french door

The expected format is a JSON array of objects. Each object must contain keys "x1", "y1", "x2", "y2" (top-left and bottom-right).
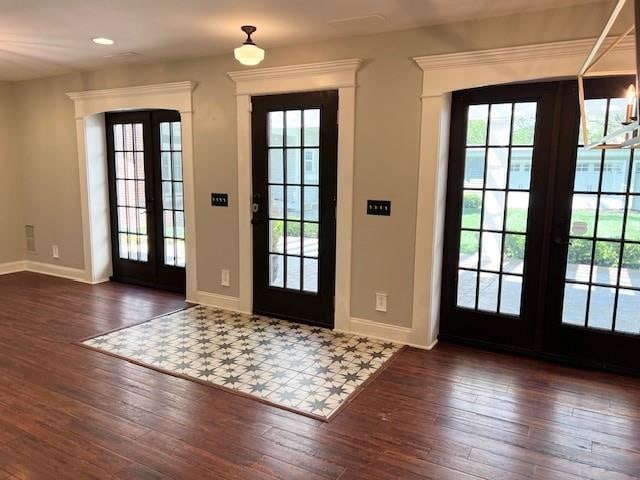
[
  {"x1": 441, "y1": 78, "x2": 640, "y2": 374},
  {"x1": 106, "y1": 110, "x2": 186, "y2": 293},
  {"x1": 251, "y1": 91, "x2": 338, "y2": 327}
]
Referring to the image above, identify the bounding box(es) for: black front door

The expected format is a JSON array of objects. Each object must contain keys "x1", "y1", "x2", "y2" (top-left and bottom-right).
[
  {"x1": 106, "y1": 110, "x2": 186, "y2": 293},
  {"x1": 251, "y1": 91, "x2": 338, "y2": 327}
]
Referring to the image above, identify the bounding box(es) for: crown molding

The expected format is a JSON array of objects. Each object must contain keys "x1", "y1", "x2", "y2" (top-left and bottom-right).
[
  {"x1": 66, "y1": 81, "x2": 197, "y2": 102},
  {"x1": 414, "y1": 36, "x2": 635, "y2": 71},
  {"x1": 228, "y1": 58, "x2": 361, "y2": 82}
]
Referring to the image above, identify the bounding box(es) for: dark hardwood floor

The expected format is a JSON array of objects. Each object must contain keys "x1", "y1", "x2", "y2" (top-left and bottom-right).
[{"x1": 0, "y1": 272, "x2": 639, "y2": 479}]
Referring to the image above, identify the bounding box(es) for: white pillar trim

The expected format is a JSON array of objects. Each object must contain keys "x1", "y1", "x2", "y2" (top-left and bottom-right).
[
  {"x1": 411, "y1": 37, "x2": 634, "y2": 347},
  {"x1": 66, "y1": 81, "x2": 198, "y2": 299},
  {"x1": 228, "y1": 59, "x2": 361, "y2": 330}
]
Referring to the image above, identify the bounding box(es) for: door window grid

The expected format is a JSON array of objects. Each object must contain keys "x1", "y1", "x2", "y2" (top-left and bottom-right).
[
  {"x1": 562, "y1": 98, "x2": 640, "y2": 334},
  {"x1": 113, "y1": 123, "x2": 148, "y2": 262},
  {"x1": 456, "y1": 102, "x2": 538, "y2": 315},
  {"x1": 160, "y1": 121, "x2": 185, "y2": 267},
  {"x1": 267, "y1": 109, "x2": 321, "y2": 293}
]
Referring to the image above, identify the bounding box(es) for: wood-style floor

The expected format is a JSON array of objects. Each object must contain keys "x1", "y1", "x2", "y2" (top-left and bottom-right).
[{"x1": 0, "y1": 272, "x2": 639, "y2": 479}]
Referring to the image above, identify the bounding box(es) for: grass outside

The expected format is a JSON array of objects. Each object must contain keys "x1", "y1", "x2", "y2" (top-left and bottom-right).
[{"x1": 460, "y1": 209, "x2": 640, "y2": 256}]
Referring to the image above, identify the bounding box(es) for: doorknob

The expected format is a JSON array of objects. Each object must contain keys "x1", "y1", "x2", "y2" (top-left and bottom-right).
[{"x1": 252, "y1": 193, "x2": 261, "y2": 213}]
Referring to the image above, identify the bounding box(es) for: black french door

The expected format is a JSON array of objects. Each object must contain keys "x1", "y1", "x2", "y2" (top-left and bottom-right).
[
  {"x1": 251, "y1": 91, "x2": 338, "y2": 327},
  {"x1": 441, "y1": 78, "x2": 640, "y2": 375},
  {"x1": 441, "y1": 82, "x2": 559, "y2": 349},
  {"x1": 106, "y1": 110, "x2": 186, "y2": 293}
]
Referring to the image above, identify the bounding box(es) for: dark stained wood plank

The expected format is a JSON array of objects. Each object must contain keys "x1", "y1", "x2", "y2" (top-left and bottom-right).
[{"x1": 1, "y1": 272, "x2": 640, "y2": 479}]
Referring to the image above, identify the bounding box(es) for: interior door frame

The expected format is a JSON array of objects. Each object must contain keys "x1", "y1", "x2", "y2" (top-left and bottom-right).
[
  {"x1": 440, "y1": 81, "x2": 560, "y2": 349},
  {"x1": 250, "y1": 91, "x2": 338, "y2": 327},
  {"x1": 228, "y1": 60, "x2": 361, "y2": 331}
]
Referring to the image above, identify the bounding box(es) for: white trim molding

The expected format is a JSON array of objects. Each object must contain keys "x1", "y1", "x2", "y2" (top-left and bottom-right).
[
  {"x1": 66, "y1": 82, "x2": 198, "y2": 298},
  {"x1": 0, "y1": 260, "x2": 106, "y2": 284},
  {"x1": 411, "y1": 37, "x2": 634, "y2": 348},
  {"x1": 228, "y1": 59, "x2": 361, "y2": 332},
  {"x1": 337, "y1": 318, "x2": 438, "y2": 350},
  {"x1": 0, "y1": 261, "x2": 27, "y2": 275},
  {"x1": 192, "y1": 291, "x2": 245, "y2": 314}
]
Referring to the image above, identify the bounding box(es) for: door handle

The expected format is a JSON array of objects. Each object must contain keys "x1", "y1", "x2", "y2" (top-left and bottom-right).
[
  {"x1": 251, "y1": 193, "x2": 263, "y2": 224},
  {"x1": 553, "y1": 236, "x2": 571, "y2": 246}
]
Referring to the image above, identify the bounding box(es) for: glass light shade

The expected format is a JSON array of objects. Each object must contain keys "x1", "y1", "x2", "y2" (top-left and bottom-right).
[{"x1": 234, "y1": 43, "x2": 265, "y2": 66}]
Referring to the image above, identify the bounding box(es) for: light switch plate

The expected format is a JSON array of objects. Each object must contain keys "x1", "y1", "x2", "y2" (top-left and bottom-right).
[
  {"x1": 52, "y1": 245, "x2": 60, "y2": 259},
  {"x1": 375, "y1": 292, "x2": 387, "y2": 312}
]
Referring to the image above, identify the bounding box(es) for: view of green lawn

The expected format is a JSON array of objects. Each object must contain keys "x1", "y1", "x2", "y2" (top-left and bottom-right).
[{"x1": 461, "y1": 208, "x2": 640, "y2": 268}]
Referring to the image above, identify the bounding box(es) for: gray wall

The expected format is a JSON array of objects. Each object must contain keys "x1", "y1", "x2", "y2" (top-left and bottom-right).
[
  {"x1": 4, "y1": 2, "x2": 625, "y2": 327},
  {"x1": 0, "y1": 82, "x2": 23, "y2": 264}
]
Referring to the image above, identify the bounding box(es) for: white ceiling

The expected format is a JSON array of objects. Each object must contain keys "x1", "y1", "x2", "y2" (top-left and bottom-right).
[{"x1": 0, "y1": 0, "x2": 602, "y2": 81}]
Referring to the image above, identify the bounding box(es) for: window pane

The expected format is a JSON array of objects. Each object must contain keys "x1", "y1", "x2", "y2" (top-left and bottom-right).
[
  {"x1": 286, "y1": 110, "x2": 302, "y2": 147},
  {"x1": 631, "y1": 157, "x2": 640, "y2": 193},
  {"x1": 172, "y1": 152, "x2": 183, "y2": 181},
  {"x1": 500, "y1": 275, "x2": 522, "y2": 315},
  {"x1": 459, "y1": 231, "x2": 479, "y2": 269},
  {"x1": 462, "y1": 191, "x2": 482, "y2": 229},
  {"x1": 118, "y1": 233, "x2": 128, "y2": 259},
  {"x1": 286, "y1": 221, "x2": 301, "y2": 255},
  {"x1": 161, "y1": 152, "x2": 172, "y2": 180},
  {"x1": 592, "y1": 241, "x2": 620, "y2": 285},
  {"x1": 478, "y1": 272, "x2": 499, "y2": 312},
  {"x1": 125, "y1": 152, "x2": 135, "y2": 178},
  {"x1": 587, "y1": 286, "x2": 615, "y2": 330},
  {"x1": 570, "y1": 194, "x2": 597, "y2": 238},
  {"x1": 597, "y1": 195, "x2": 625, "y2": 239},
  {"x1": 303, "y1": 149, "x2": 320, "y2": 185},
  {"x1": 286, "y1": 149, "x2": 301, "y2": 184},
  {"x1": 509, "y1": 147, "x2": 533, "y2": 190},
  {"x1": 139, "y1": 235, "x2": 148, "y2": 262},
  {"x1": 615, "y1": 289, "x2": 640, "y2": 334},
  {"x1": 174, "y1": 211, "x2": 185, "y2": 239},
  {"x1": 176, "y1": 239, "x2": 186, "y2": 267},
  {"x1": 505, "y1": 192, "x2": 528, "y2": 233},
  {"x1": 511, "y1": 102, "x2": 537, "y2": 145},
  {"x1": 625, "y1": 196, "x2": 640, "y2": 240},
  {"x1": 303, "y1": 109, "x2": 320, "y2": 147},
  {"x1": 165, "y1": 238, "x2": 175, "y2": 265},
  {"x1": 162, "y1": 182, "x2": 173, "y2": 209},
  {"x1": 163, "y1": 210, "x2": 174, "y2": 237},
  {"x1": 620, "y1": 243, "x2": 640, "y2": 288},
  {"x1": 574, "y1": 148, "x2": 601, "y2": 192},
  {"x1": 480, "y1": 232, "x2": 502, "y2": 271},
  {"x1": 171, "y1": 121, "x2": 182, "y2": 150},
  {"x1": 456, "y1": 270, "x2": 477, "y2": 309},
  {"x1": 173, "y1": 182, "x2": 184, "y2": 211},
  {"x1": 580, "y1": 99, "x2": 607, "y2": 144},
  {"x1": 303, "y1": 186, "x2": 319, "y2": 221},
  {"x1": 466, "y1": 104, "x2": 488, "y2": 146},
  {"x1": 268, "y1": 111, "x2": 284, "y2": 147},
  {"x1": 160, "y1": 122, "x2": 171, "y2": 150},
  {"x1": 136, "y1": 181, "x2": 145, "y2": 208},
  {"x1": 270, "y1": 220, "x2": 284, "y2": 253},
  {"x1": 464, "y1": 148, "x2": 485, "y2": 188},
  {"x1": 486, "y1": 148, "x2": 508, "y2": 189},
  {"x1": 303, "y1": 223, "x2": 319, "y2": 258},
  {"x1": 128, "y1": 234, "x2": 139, "y2": 261},
  {"x1": 269, "y1": 149, "x2": 284, "y2": 183},
  {"x1": 606, "y1": 98, "x2": 629, "y2": 144},
  {"x1": 269, "y1": 186, "x2": 284, "y2": 219},
  {"x1": 602, "y1": 149, "x2": 630, "y2": 193},
  {"x1": 124, "y1": 124, "x2": 134, "y2": 150},
  {"x1": 303, "y1": 258, "x2": 318, "y2": 293},
  {"x1": 566, "y1": 239, "x2": 593, "y2": 283},
  {"x1": 286, "y1": 256, "x2": 300, "y2": 289},
  {"x1": 482, "y1": 191, "x2": 505, "y2": 230},
  {"x1": 287, "y1": 186, "x2": 301, "y2": 220},
  {"x1": 488, "y1": 104, "x2": 512, "y2": 146},
  {"x1": 503, "y1": 234, "x2": 525, "y2": 274},
  {"x1": 269, "y1": 254, "x2": 284, "y2": 287},
  {"x1": 115, "y1": 152, "x2": 125, "y2": 178},
  {"x1": 562, "y1": 283, "x2": 588, "y2": 326},
  {"x1": 113, "y1": 124, "x2": 124, "y2": 151}
]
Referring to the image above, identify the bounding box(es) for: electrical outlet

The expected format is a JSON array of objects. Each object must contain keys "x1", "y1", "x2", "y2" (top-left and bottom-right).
[
  {"x1": 221, "y1": 269, "x2": 230, "y2": 287},
  {"x1": 52, "y1": 245, "x2": 60, "y2": 259},
  {"x1": 375, "y1": 292, "x2": 387, "y2": 312}
]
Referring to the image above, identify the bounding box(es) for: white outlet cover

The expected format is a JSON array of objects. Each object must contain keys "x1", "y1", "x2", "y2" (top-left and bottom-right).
[
  {"x1": 221, "y1": 269, "x2": 230, "y2": 287},
  {"x1": 52, "y1": 245, "x2": 60, "y2": 259},
  {"x1": 375, "y1": 292, "x2": 387, "y2": 312}
]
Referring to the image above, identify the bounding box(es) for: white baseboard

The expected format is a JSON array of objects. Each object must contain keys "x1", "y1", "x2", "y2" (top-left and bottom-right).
[
  {"x1": 0, "y1": 261, "x2": 27, "y2": 275},
  {"x1": 190, "y1": 290, "x2": 248, "y2": 314},
  {"x1": 0, "y1": 260, "x2": 107, "y2": 284},
  {"x1": 337, "y1": 317, "x2": 438, "y2": 350}
]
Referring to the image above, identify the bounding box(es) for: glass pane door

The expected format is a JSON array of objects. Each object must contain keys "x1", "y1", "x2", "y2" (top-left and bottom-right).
[
  {"x1": 113, "y1": 122, "x2": 148, "y2": 262},
  {"x1": 561, "y1": 97, "x2": 640, "y2": 334},
  {"x1": 456, "y1": 101, "x2": 537, "y2": 316},
  {"x1": 266, "y1": 109, "x2": 320, "y2": 293}
]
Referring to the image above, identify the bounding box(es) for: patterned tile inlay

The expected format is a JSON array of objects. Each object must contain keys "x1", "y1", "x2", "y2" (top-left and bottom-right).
[{"x1": 83, "y1": 306, "x2": 401, "y2": 419}]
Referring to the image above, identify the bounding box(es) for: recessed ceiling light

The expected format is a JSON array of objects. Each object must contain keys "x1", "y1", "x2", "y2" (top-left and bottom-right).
[{"x1": 92, "y1": 37, "x2": 115, "y2": 45}]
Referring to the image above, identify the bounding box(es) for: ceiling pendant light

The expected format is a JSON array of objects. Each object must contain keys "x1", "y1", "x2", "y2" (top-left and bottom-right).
[{"x1": 234, "y1": 25, "x2": 264, "y2": 66}]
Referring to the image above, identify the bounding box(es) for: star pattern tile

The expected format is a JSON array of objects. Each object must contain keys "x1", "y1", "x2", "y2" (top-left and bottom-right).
[{"x1": 83, "y1": 305, "x2": 401, "y2": 420}]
